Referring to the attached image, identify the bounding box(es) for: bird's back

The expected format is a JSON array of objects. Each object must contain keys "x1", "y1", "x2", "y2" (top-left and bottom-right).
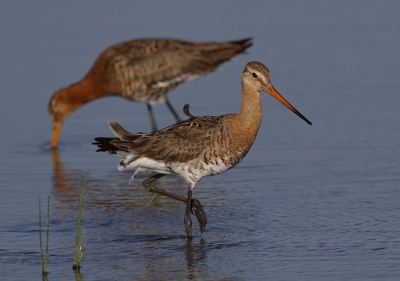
[{"x1": 89, "y1": 38, "x2": 252, "y2": 103}]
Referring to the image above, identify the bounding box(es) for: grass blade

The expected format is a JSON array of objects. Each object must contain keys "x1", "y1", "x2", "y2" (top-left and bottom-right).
[
  {"x1": 45, "y1": 196, "x2": 50, "y2": 270},
  {"x1": 73, "y1": 176, "x2": 87, "y2": 270},
  {"x1": 39, "y1": 195, "x2": 44, "y2": 272},
  {"x1": 39, "y1": 194, "x2": 50, "y2": 275}
]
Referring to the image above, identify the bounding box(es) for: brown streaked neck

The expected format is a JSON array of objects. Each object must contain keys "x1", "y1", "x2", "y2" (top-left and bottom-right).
[
  {"x1": 225, "y1": 81, "x2": 263, "y2": 152},
  {"x1": 237, "y1": 81, "x2": 262, "y2": 134}
]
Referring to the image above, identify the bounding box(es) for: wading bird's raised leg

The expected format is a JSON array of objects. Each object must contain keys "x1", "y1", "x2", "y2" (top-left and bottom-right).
[
  {"x1": 165, "y1": 99, "x2": 181, "y2": 123},
  {"x1": 146, "y1": 103, "x2": 157, "y2": 132},
  {"x1": 142, "y1": 173, "x2": 207, "y2": 238}
]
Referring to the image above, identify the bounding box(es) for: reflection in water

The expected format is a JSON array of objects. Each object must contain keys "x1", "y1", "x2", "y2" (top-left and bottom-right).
[
  {"x1": 184, "y1": 238, "x2": 207, "y2": 280},
  {"x1": 51, "y1": 149, "x2": 81, "y2": 206},
  {"x1": 50, "y1": 149, "x2": 240, "y2": 281},
  {"x1": 182, "y1": 239, "x2": 239, "y2": 281},
  {"x1": 51, "y1": 149, "x2": 190, "y2": 211},
  {"x1": 136, "y1": 237, "x2": 235, "y2": 281},
  {"x1": 74, "y1": 270, "x2": 84, "y2": 281}
]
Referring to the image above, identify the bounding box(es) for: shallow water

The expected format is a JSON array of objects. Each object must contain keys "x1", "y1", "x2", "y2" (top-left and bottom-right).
[{"x1": 1, "y1": 1, "x2": 400, "y2": 280}]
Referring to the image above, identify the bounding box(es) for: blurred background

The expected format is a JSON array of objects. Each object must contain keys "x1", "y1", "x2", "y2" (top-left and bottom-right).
[{"x1": 0, "y1": 1, "x2": 399, "y2": 280}]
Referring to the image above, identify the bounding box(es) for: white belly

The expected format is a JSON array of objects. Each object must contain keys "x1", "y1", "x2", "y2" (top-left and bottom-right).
[{"x1": 119, "y1": 155, "x2": 233, "y2": 188}]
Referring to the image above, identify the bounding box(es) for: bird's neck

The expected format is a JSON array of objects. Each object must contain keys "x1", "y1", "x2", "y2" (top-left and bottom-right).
[
  {"x1": 236, "y1": 82, "x2": 262, "y2": 136},
  {"x1": 224, "y1": 81, "x2": 262, "y2": 158},
  {"x1": 69, "y1": 72, "x2": 111, "y2": 103},
  {"x1": 58, "y1": 71, "x2": 113, "y2": 116}
]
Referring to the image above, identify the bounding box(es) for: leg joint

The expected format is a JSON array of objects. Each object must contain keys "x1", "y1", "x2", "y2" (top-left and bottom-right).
[{"x1": 142, "y1": 178, "x2": 153, "y2": 192}]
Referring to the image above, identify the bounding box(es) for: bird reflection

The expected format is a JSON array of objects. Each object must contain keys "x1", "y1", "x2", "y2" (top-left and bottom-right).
[
  {"x1": 182, "y1": 239, "x2": 238, "y2": 281},
  {"x1": 51, "y1": 149, "x2": 186, "y2": 211},
  {"x1": 184, "y1": 238, "x2": 207, "y2": 280},
  {"x1": 74, "y1": 270, "x2": 84, "y2": 281},
  {"x1": 50, "y1": 149, "x2": 239, "y2": 280},
  {"x1": 51, "y1": 148, "x2": 81, "y2": 207}
]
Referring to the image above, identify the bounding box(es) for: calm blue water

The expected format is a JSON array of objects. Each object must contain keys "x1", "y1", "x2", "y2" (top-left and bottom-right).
[{"x1": 1, "y1": 1, "x2": 400, "y2": 280}]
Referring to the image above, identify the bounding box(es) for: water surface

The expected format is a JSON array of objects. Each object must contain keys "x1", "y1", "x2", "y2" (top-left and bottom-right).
[{"x1": 1, "y1": 1, "x2": 400, "y2": 280}]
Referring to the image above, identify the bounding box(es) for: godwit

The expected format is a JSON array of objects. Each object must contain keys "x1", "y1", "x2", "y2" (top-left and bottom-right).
[
  {"x1": 93, "y1": 61, "x2": 312, "y2": 238},
  {"x1": 49, "y1": 37, "x2": 252, "y2": 148}
]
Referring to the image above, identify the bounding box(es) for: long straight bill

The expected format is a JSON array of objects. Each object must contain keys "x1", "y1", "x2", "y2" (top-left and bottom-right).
[
  {"x1": 265, "y1": 83, "x2": 312, "y2": 125},
  {"x1": 50, "y1": 121, "x2": 62, "y2": 148}
]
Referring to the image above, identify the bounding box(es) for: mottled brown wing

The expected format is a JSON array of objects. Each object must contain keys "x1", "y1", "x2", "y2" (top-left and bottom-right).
[
  {"x1": 105, "y1": 38, "x2": 252, "y2": 91},
  {"x1": 110, "y1": 116, "x2": 225, "y2": 163},
  {"x1": 124, "y1": 50, "x2": 215, "y2": 88}
]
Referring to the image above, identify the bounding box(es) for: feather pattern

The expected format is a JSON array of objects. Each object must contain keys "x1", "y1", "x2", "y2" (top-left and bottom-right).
[
  {"x1": 101, "y1": 38, "x2": 253, "y2": 103},
  {"x1": 49, "y1": 37, "x2": 252, "y2": 148},
  {"x1": 93, "y1": 61, "x2": 312, "y2": 238}
]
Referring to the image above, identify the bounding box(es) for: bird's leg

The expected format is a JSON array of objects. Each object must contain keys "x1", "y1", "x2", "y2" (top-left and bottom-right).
[
  {"x1": 184, "y1": 189, "x2": 193, "y2": 239},
  {"x1": 146, "y1": 104, "x2": 158, "y2": 132},
  {"x1": 165, "y1": 99, "x2": 181, "y2": 123},
  {"x1": 142, "y1": 174, "x2": 207, "y2": 236},
  {"x1": 143, "y1": 174, "x2": 187, "y2": 202}
]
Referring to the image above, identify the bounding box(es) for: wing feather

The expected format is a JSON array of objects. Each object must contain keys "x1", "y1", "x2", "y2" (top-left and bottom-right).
[
  {"x1": 107, "y1": 115, "x2": 225, "y2": 163},
  {"x1": 102, "y1": 38, "x2": 252, "y2": 95}
]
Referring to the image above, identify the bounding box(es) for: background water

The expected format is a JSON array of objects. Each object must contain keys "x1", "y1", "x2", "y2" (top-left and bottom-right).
[{"x1": 1, "y1": 1, "x2": 400, "y2": 280}]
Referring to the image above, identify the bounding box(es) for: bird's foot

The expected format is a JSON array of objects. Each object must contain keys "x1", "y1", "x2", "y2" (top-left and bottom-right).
[{"x1": 191, "y1": 199, "x2": 207, "y2": 233}]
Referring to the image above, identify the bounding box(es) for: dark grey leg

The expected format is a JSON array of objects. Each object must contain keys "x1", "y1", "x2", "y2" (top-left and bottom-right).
[
  {"x1": 143, "y1": 173, "x2": 187, "y2": 202},
  {"x1": 184, "y1": 189, "x2": 193, "y2": 239},
  {"x1": 146, "y1": 103, "x2": 157, "y2": 132},
  {"x1": 165, "y1": 99, "x2": 181, "y2": 123},
  {"x1": 142, "y1": 174, "x2": 207, "y2": 237}
]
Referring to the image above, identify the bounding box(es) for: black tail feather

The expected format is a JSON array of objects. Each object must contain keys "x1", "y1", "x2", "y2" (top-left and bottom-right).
[
  {"x1": 92, "y1": 137, "x2": 118, "y2": 152},
  {"x1": 229, "y1": 37, "x2": 253, "y2": 51}
]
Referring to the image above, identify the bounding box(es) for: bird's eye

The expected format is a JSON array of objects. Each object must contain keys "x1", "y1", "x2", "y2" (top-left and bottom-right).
[{"x1": 252, "y1": 72, "x2": 257, "y2": 78}]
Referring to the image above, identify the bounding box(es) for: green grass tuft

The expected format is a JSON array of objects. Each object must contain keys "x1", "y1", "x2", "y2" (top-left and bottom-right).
[
  {"x1": 72, "y1": 176, "x2": 88, "y2": 271},
  {"x1": 39, "y1": 194, "x2": 50, "y2": 275}
]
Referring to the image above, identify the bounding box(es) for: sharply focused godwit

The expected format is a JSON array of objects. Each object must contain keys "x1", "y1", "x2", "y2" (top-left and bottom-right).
[
  {"x1": 93, "y1": 61, "x2": 312, "y2": 238},
  {"x1": 49, "y1": 37, "x2": 252, "y2": 148}
]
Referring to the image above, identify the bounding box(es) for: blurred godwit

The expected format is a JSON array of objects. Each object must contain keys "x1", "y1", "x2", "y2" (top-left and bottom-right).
[
  {"x1": 49, "y1": 37, "x2": 252, "y2": 148},
  {"x1": 93, "y1": 61, "x2": 312, "y2": 238}
]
